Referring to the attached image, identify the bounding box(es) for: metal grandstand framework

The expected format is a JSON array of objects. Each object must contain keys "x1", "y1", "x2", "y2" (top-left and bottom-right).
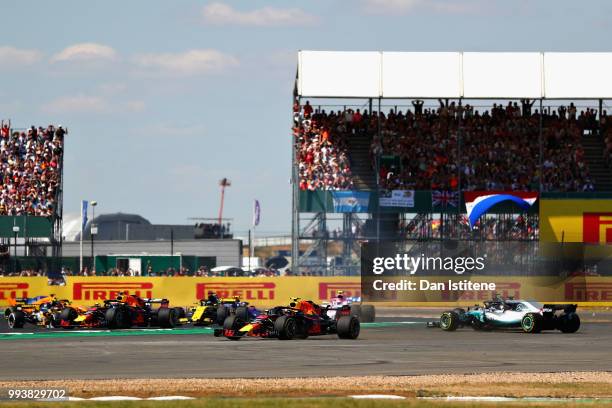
[{"x1": 291, "y1": 51, "x2": 612, "y2": 276}]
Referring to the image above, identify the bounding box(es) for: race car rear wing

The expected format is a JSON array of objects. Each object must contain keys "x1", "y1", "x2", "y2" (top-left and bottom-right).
[{"x1": 543, "y1": 304, "x2": 577, "y2": 314}]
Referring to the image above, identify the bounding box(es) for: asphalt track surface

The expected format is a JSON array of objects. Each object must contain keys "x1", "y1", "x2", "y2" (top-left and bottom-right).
[{"x1": 0, "y1": 317, "x2": 611, "y2": 380}]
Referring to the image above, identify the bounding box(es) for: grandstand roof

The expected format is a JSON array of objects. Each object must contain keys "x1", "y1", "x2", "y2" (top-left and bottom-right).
[{"x1": 296, "y1": 51, "x2": 612, "y2": 99}]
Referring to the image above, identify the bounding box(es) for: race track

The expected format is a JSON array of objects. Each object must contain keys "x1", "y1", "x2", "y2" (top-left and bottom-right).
[{"x1": 1, "y1": 317, "x2": 611, "y2": 380}]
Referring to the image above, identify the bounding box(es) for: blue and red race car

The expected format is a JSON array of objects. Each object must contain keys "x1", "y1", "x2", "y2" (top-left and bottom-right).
[{"x1": 217, "y1": 297, "x2": 360, "y2": 340}]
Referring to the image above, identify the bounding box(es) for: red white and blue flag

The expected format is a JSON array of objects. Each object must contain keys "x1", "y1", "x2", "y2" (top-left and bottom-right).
[
  {"x1": 432, "y1": 191, "x2": 459, "y2": 208},
  {"x1": 464, "y1": 191, "x2": 538, "y2": 228}
]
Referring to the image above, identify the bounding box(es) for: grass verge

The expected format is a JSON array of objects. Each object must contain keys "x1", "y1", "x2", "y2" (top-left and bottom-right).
[{"x1": 0, "y1": 372, "x2": 611, "y2": 399}]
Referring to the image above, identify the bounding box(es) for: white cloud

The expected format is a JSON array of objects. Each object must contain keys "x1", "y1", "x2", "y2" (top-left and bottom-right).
[
  {"x1": 51, "y1": 43, "x2": 117, "y2": 63},
  {"x1": 132, "y1": 49, "x2": 238, "y2": 76},
  {"x1": 0, "y1": 46, "x2": 43, "y2": 67},
  {"x1": 42, "y1": 95, "x2": 144, "y2": 115},
  {"x1": 362, "y1": 0, "x2": 481, "y2": 14},
  {"x1": 202, "y1": 2, "x2": 318, "y2": 27}
]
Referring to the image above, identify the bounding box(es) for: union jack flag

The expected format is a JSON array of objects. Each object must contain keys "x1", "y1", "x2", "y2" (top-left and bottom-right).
[{"x1": 432, "y1": 190, "x2": 459, "y2": 208}]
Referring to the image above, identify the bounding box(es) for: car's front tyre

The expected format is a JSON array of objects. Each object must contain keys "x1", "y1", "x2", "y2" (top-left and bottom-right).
[
  {"x1": 521, "y1": 313, "x2": 542, "y2": 333},
  {"x1": 440, "y1": 311, "x2": 459, "y2": 331}
]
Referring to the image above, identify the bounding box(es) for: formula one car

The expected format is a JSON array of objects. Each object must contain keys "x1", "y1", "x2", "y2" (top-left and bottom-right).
[
  {"x1": 322, "y1": 291, "x2": 376, "y2": 323},
  {"x1": 430, "y1": 295, "x2": 580, "y2": 333},
  {"x1": 60, "y1": 292, "x2": 186, "y2": 329},
  {"x1": 189, "y1": 292, "x2": 257, "y2": 326},
  {"x1": 217, "y1": 297, "x2": 360, "y2": 340},
  {"x1": 4, "y1": 295, "x2": 71, "y2": 329}
]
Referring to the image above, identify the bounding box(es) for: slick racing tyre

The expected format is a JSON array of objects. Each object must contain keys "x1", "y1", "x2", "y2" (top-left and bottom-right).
[
  {"x1": 223, "y1": 315, "x2": 244, "y2": 340},
  {"x1": 157, "y1": 307, "x2": 177, "y2": 328},
  {"x1": 106, "y1": 307, "x2": 131, "y2": 329},
  {"x1": 60, "y1": 307, "x2": 78, "y2": 328},
  {"x1": 7, "y1": 310, "x2": 25, "y2": 329},
  {"x1": 349, "y1": 304, "x2": 362, "y2": 318},
  {"x1": 216, "y1": 306, "x2": 229, "y2": 325},
  {"x1": 521, "y1": 313, "x2": 542, "y2": 333},
  {"x1": 234, "y1": 306, "x2": 249, "y2": 322},
  {"x1": 360, "y1": 305, "x2": 376, "y2": 323},
  {"x1": 274, "y1": 315, "x2": 297, "y2": 340},
  {"x1": 558, "y1": 313, "x2": 580, "y2": 333},
  {"x1": 337, "y1": 315, "x2": 360, "y2": 339},
  {"x1": 439, "y1": 311, "x2": 459, "y2": 331}
]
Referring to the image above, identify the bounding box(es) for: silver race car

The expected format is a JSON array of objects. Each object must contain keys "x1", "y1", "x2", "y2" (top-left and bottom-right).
[{"x1": 430, "y1": 296, "x2": 580, "y2": 333}]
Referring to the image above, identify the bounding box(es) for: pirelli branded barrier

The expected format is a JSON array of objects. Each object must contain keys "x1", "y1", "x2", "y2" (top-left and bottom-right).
[
  {"x1": 0, "y1": 276, "x2": 611, "y2": 308},
  {"x1": 540, "y1": 199, "x2": 612, "y2": 244}
]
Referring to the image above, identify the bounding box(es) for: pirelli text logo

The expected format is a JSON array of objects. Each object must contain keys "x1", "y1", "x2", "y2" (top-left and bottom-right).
[
  {"x1": 0, "y1": 282, "x2": 28, "y2": 300},
  {"x1": 565, "y1": 282, "x2": 612, "y2": 301},
  {"x1": 441, "y1": 282, "x2": 520, "y2": 301},
  {"x1": 73, "y1": 282, "x2": 154, "y2": 301},
  {"x1": 318, "y1": 282, "x2": 361, "y2": 300},
  {"x1": 196, "y1": 282, "x2": 275, "y2": 300},
  {"x1": 583, "y1": 212, "x2": 612, "y2": 244}
]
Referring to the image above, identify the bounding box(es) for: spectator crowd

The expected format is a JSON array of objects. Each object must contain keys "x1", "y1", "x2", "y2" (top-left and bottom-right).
[
  {"x1": 371, "y1": 100, "x2": 597, "y2": 192},
  {"x1": 0, "y1": 121, "x2": 65, "y2": 216},
  {"x1": 294, "y1": 100, "x2": 605, "y2": 193},
  {"x1": 294, "y1": 102, "x2": 355, "y2": 190}
]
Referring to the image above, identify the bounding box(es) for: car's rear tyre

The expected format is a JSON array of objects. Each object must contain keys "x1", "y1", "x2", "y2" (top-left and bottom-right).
[
  {"x1": 337, "y1": 315, "x2": 360, "y2": 339},
  {"x1": 157, "y1": 307, "x2": 177, "y2": 328},
  {"x1": 558, "y1": 313, "x2": 580, "y2": 333},
  {"x1": 360, "y1": 305, "x2": 376, "y2": 323},
  {"x1": 274, "y1": 315, "x2": 297, "y2": 340},
  {"x1": 106, "y1": 307, "x2": 131, "y2": 329},
  {"x1": 223, "y1": 315, "x2": 244, "y2": 340},
  {"x1": 349, "y1": 304, "x2": 362, "y2": 318},
  {"x1": 216, "y1": 306, "x2": 229, "y2": 325},
  {"x1": 60, "y1": 307, "x2": 78, "y2": 324},
  {"x1": 440, "y1": 311, "x2": 459, "y2": 331},
  {"x1": 7, "y1": 310, "x2": 25, "y2": 329},
  {"x1": 234, "y1": 306, "x2": 249, "y2": 322},
  {"x1": 521, "y1": 313, "x2": 542, "y2": 333}
]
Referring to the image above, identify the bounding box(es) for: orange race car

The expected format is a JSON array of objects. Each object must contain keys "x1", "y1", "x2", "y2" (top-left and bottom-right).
[{"x1": 3, "y1": 295, "x2": 71, "y2": 329}]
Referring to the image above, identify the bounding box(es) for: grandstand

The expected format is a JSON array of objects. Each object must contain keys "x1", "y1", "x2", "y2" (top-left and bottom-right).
[
  {"x1": 291, "y1": 51, "x2": 612, "y2": 276},
  {"x1": 0, "y1": 122, "x2": 65, "y2": 275}
]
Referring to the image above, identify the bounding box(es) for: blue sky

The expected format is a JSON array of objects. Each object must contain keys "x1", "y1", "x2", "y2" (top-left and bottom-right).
[{"x1": 1, "y1": 0, "x2": 611, "y2": 236}]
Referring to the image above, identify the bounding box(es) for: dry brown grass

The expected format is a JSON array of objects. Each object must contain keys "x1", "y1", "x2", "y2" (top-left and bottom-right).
[{"x1": 1, "y1": 372, "x2": 611, "y2": 399}]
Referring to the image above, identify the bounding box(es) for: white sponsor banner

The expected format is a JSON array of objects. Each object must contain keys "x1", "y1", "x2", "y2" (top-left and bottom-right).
[{"x1": 379, "y1": 190, "x2": 415, "y2": 208}]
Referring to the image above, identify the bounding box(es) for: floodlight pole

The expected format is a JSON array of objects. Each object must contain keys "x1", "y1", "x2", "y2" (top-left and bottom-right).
[
  {"x1": 218, "y1": 178, "x2": 231, "y2": 227},
  {"x1": 90, "y1": 201, "x2": 97, "y2": 274}
]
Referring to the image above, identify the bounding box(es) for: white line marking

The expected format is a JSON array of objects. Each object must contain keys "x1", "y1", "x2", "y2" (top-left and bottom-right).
[
  {"x1": 89, "y1": 396, "x2": 143, "y2": 401},
  {"x1": 350, "y1": 394, "x2": 406, "y2": 399}
]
